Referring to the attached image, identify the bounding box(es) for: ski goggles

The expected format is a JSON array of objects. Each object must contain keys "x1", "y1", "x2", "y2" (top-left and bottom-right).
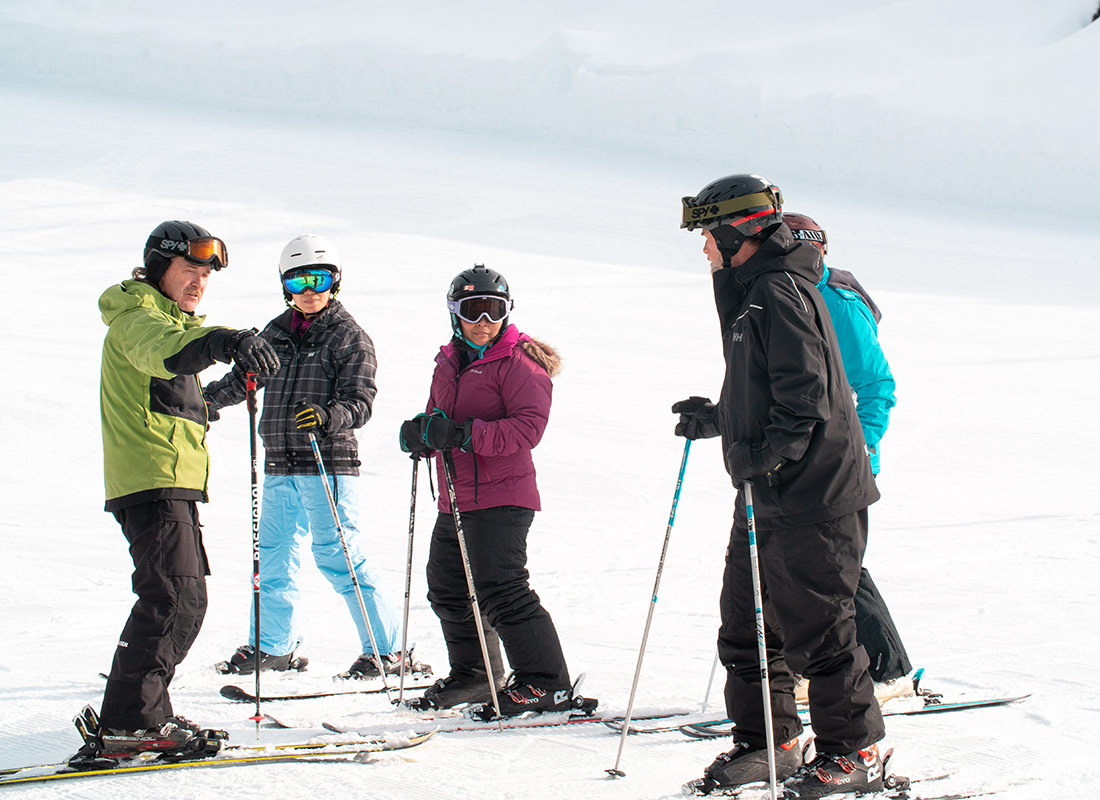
[
  {"x1": 147, "y1": 235, "x2": 229, "y2": 269},
  {"x1": 447, "y1": 294, "x2": 513, "y2": 324},
  {"x1": 680, "y1": 188, "x2": 783, "y2": 230},
  {"x1": 282, "y1": 268, "x2": 337, "y2": 294}
]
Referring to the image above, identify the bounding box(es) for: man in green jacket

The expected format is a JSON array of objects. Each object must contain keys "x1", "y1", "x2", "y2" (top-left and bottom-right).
[{"x1": 94, "y1": 220, "x2": 279, "y2": 759}]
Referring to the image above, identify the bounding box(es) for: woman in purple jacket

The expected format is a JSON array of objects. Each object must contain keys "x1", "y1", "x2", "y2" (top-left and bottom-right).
[{"x1": 400, "y1": 265, "x2": 573, "y2": 716}]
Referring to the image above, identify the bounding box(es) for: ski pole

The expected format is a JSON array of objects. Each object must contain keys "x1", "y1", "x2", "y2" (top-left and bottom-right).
[
  {"x1": 245, "y1": 372, "x2": 262, "y2": 733},
  {"x1": 745, "y1": 481, "x2": 778, "y2": 800},
  {"x1": 607, "y1": 438, "x2": 691, "y2": 778},
  {"x1": 701, "y1": 649, "x2": 721, "y2": 713},
  {"x1": 440, "y1": 450, "x2": 504, "y2": 730},
  {"x1": 398, "y1": 456, "x2": 419, "y2": 705},
  {"x1": 306, "y1": 431, "x2": 393, "y2": 698}
]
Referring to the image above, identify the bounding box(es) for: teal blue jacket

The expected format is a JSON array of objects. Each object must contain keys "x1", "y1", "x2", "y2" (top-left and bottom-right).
[{"x1": 816, "y1": 266, "x2": 896, "y2": 474}]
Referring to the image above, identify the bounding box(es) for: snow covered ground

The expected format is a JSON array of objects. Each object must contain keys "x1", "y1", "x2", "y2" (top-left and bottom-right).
[{"x1": 1, "y1": 1, "x2": 1098, "y2": 798}]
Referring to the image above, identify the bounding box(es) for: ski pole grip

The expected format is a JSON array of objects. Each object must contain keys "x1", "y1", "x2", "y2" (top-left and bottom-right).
[{"x1": 245, "y1": 372, "x2": 258, "y2": 413}]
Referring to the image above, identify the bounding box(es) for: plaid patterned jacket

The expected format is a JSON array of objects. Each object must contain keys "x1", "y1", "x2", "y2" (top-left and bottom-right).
[{"x1": 204, "y1": 300, "x2": 377, "y2": 475}]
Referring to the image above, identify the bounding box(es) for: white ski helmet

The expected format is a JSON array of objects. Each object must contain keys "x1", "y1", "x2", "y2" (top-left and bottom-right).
[{"x1": 278, "y1": 234, "x2": 341, "y2": 275}]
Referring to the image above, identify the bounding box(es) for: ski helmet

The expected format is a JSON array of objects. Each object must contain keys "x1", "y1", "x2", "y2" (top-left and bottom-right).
[
  {"x1": 446, "y1": 264, "x2": 512, "y2": 343},
  {"x1": 142, "y1": 220, "x2": 226, "y2": 284},
  {"x1": 681, "y1": 174, "x2": 783, "y2": 267},
  {"x1": 278, "y1": 234, "x2": 342, "y2": 303},
  {"x1": 783, "y1": 212, "x2": 828, "y2": 255}
]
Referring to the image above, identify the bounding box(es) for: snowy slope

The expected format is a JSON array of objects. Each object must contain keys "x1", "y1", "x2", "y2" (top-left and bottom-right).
[{"x1": 1, "y1": 2, "x2": 1099, "y2": 799}]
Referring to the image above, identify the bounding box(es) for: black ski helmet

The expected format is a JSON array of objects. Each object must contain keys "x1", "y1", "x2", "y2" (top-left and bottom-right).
[
  {"x1": 681, "y1": 174, "x2": 783, "y2": 267},
  {"x1": 142, "y1": 220, "x2": 223, "y2": 284},
  {"x1": 446, "y1": 264, "x2": 511, "y2": 342},
  {"x1": 783, "y1": 212, "x2": 828, "y2": 255}
]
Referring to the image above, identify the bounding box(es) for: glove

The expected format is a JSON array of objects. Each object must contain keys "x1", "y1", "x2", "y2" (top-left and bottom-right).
[
  {"x1": 671, "y1": 396, "x2": 720, "y2": 440},
  {"x1": 225, "y1": 329, "x2": 280, "y2": 377},
  {"x1": 293, "y1": 400, "x2": 329, "y2": 434},
  {"x1": 421, "y1": 411, "x2": 472, "y2": 453},
  {"x1": 726, "y1": 440, "x2": 785, "y2": 486},
  {"x1": 205, "y1": 402, "x2": 221, "y2": 423},
  {"x1": 399, "y1": 415, "x2": 431, "y2": 456}
]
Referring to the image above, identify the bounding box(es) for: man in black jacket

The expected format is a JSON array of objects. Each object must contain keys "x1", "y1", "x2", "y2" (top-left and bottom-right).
[{"x1": 675, "y1": 175, "x2": 885, "y2": 798}]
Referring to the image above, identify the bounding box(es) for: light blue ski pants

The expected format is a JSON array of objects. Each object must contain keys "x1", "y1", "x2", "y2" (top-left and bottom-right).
[{"x1": 248, "y1": 474, "x2": 399, "y2": 657}]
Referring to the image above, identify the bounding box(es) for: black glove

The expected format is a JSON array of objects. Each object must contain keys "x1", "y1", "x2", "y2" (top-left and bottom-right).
[
  {"x1": 293, "y1": 400, "x2": 328, "y2": 434},
  {"x1": 205, "y1": 402, "x2": 221, "y2": 423},
  {"x1": 421, "y1": 411, "x2": 472, "y2": 453},
  {"x1": 225, "y1": 329, "x2": 280, "y2": 377},
  {"x1": 726, "y1": 440, "x2": 785, "y2": 486},
  {"x1": 399, "y1": 415, "x2": 431, "y2": 456},
  {"x1": 671, "y1": 396, "x2": 720, "y2": 440}
]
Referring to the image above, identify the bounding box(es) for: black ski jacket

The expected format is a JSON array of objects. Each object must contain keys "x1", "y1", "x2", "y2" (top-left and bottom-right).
[
  {"x1": 204, "y1": 300, "x2": 376, "y2": 475},
  {"x1": 714, "y1": 224, "x2": 879, "y2": 529}
]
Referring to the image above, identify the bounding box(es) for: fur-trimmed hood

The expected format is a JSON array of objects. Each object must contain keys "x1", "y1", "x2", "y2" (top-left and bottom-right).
[{"x1": 519, "y1": 337, "x2": 562, "y2": 378}]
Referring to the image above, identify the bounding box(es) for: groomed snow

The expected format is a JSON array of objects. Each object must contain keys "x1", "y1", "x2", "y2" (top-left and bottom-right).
[{"x1": 0, "y1": 2, "x2": 1097, "y2": 798}]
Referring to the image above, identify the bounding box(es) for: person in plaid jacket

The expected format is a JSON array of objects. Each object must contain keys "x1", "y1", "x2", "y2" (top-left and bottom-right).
[{"x1": 204, "y1": 234, "x2": 428, "y2": 681}]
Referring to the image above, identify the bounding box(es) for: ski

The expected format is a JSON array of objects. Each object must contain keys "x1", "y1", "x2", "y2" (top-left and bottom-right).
[
  {"x1": 0, "y1": 729, "x2": 437, "y2": 787},
  {"x1": 322, "y1": 707, "x2": 695, "y2": 737},
  {"x1": 677, "y1": 694, "x2": 1030, "y2": 739},
  {"x1": 220, "y1": 682, "x2": 435, "y2": 703}
]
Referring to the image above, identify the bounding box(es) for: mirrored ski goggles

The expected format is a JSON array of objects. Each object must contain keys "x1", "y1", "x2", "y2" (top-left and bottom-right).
[
  {"x1": 149, "y1": 236, "x2": 229, "y2": 269},
  {"x1": 447, "y1": 294, "x2": 513, "y2": 324},
  {"x1": 282, "y1": 268, "x2": 337, "y2": 294}
]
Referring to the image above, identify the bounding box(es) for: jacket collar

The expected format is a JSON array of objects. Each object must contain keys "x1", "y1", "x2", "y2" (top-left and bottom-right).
[
  {"x1": 736, "y1": 223, "x2": 823, "y2": 286},
  {"x1": 439, "y1": 324, "x2": 524, "y2": 369}
]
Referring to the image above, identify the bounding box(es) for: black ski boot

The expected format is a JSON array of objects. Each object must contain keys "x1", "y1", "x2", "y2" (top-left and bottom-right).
[
  {"x1": 214, "y1": 644, "x2": 308, "y2": 675},
  {"x1": 336, "y1": 649, "x2": 432, "y2": 681},
  {"x1": 782, "y1": 743, "x2": 884, "y2": 797},
  {"x1": 69, "y1": 705, "x2": 226, "y2": 765},
  {"x1": 682, "y1": 738, "x2": 802, "y2": 795},
  {"x1": 467, "y1": 675, "x2": 597, "y2": 721},
  {"x1": 405, "y1": 673, "x2": 503, "y2": 711}
]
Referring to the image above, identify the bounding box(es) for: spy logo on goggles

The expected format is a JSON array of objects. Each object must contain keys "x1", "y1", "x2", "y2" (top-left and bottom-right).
[
  {"x1": 283, "y1": 268, "x2": 337, "y2": 294},
  {"x1": 447, "y1": 294, "x2": 513, "y2": 324},
  {"x1": 154, "y1": 237, "x2": 229, "y2": 269}
]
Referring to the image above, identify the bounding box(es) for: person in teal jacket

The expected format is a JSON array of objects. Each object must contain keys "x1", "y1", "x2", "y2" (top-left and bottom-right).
[
  {"x1": 92, "y1": 221, "x2": 279, "y2": 760},
  {"x1": 785, "y1": 212, "x2": 913, "y2": 698}
]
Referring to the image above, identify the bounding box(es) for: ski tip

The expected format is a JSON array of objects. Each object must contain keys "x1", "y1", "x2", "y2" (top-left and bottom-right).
[{"x1": 219, "y1": 685, "x2": 251, "y2": 702}]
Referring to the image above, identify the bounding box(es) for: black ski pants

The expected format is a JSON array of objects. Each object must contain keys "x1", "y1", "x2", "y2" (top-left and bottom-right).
[
  {"x1": 855, "y1": 567, "x2": 912, "y2": 682},
  {"x1": 426, "y1": 506, "x2": 569, "y2": 689},
  {"x1": 718, "y1": 507, "x2": 885, "y2": 754},
  {"x1": 100, "y1": 500, "x2": 209, "y2": 729}
]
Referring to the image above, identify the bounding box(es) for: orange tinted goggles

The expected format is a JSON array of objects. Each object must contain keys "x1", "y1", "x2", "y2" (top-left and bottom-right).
[{"x1": 150, "y1": 236, "x2": 229, "y2": 269}]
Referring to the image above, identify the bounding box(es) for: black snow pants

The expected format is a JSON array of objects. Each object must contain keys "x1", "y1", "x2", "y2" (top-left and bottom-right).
[
  {"x1": 855, "y1": 567, "x2": 912, "y2": 682},
  {"x1": 100, "y1": 500, "x2": 209, "y2": 729},
  {"x1": 426, "y1": 507, "x2": 569, "y2": 689},
  {"x1": 719, "y1": 508, "x2": 885, "y2": 754}
]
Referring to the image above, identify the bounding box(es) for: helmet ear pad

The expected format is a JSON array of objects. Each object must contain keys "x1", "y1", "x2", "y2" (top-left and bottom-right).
[
  {"x1": 710, "y1": 225, "x2": 749, "y2": 268},
  {"x1": 142, "y1": 250, "x2": 174, "y2": 285}
]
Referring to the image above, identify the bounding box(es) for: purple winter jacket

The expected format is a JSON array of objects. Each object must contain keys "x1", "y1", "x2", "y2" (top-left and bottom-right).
[{"x1": 426, "y1": 325, "x2": 561, "y2": 514}]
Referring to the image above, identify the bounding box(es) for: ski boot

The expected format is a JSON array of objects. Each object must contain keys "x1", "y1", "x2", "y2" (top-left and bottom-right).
[
  {"x1": 335, "y1": 648, "x2": 432, "y2": 681},
  {"x1": 69, "y1": 705, "x2": 227, "y2": 766},
  {"x1": 782, "y1": 743, "x2": 884, "y2": 797},
  {"x1": 681, "y1": 738, "x2": 802, "y2": 795},
  {"x1": 467, "y1": 674, "x2": 598, "y2": 722},
  {"x1": 214, "y1": 643, "x2": 308, "y2": 675},
  {"x1": 405, "y1": 673, "x2": 504, "y2": 711}
]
